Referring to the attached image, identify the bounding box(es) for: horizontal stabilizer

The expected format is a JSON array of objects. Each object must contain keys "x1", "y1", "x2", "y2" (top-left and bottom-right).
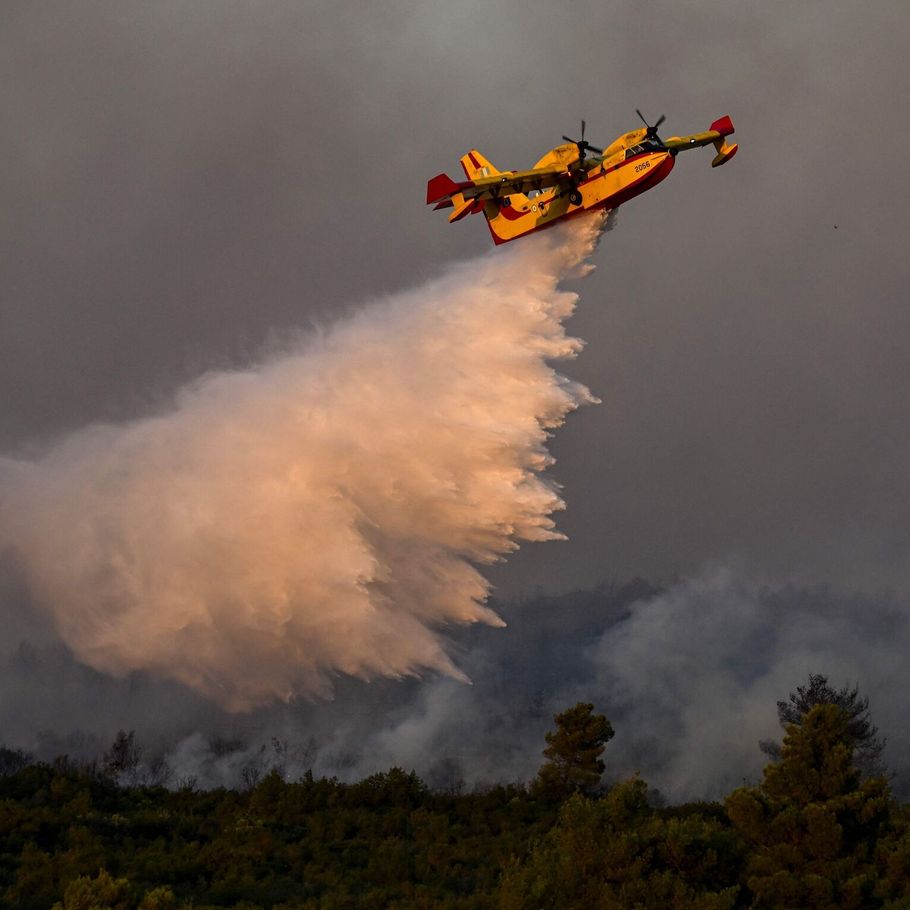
[
  {"x1": 427, "y1": 173, "x2": 473, "y2": 205},
  {"x1": 711, "y1": 140, "x2": 738, "y2": 167},
  {"x1": 448, "y1": 193, "x2": 474, "y2": 223}
]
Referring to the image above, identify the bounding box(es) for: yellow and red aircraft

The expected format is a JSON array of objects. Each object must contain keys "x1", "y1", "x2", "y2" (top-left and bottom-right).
[{"x1": 426, "y1": 112, "x2": 737, "y2": 245}]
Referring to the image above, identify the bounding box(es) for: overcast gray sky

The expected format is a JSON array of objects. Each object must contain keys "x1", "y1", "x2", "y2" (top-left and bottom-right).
[{"x1": 3, "y1": 0, "x2": 910, "y2": 600}]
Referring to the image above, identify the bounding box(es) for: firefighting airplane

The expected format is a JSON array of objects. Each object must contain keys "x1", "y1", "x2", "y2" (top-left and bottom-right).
[{"x1": 426, "y1": 112, "x2": 737, "y2": 245}]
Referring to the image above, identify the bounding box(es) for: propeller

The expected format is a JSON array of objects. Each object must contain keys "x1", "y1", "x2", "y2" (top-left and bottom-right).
[
  {"x1": 562, "y1": 119, "x2": 605, "y2": 162},
  {"x1": 635, "y1": 109, "x2": 667, "y2": 142}
]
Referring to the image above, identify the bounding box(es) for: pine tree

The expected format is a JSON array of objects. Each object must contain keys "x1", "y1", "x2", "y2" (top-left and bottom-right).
[
  {"x1": 534, "y1": 702, "x2": 614, "y2": 799},
  {"x1": 761, "y1": 673, "x2": 885, "y2": 777},
  {"x1": 729, "y1": 703, "x2": 893, "y2": 909}
]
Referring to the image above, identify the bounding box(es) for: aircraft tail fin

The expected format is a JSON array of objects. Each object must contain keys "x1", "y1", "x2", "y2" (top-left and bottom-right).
[
  {"x1": 460, "y1": 150, "x2": 500, "y2": 180},
  {"x1": 709, "y1": 115, "x2": 735, "y2": 138}
]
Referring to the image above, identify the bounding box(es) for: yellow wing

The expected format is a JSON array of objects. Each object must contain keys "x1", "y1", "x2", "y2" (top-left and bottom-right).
[
  {"x1": 427, "y1": 144, "x2": 595, "y2": 221},
  {"x1": 427, "y1": 166, "x2": 566, "y2": 206}
]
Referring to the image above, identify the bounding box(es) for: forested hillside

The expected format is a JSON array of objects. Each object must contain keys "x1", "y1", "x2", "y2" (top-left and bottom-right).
[{"x1": 3, "y1": 696, "x2": 910, "y2": 909}]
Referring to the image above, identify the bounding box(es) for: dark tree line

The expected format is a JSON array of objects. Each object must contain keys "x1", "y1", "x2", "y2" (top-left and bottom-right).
[{"x1": 1, "y1": 675, "x2": 909, "y2": 909}]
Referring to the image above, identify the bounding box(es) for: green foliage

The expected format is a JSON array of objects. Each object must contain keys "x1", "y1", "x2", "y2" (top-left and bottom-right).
[
  {"x1": 1, "y1": 699, "x2": 909, "y2": 909},
  {"x1": 875, "y1": 816, "x2": 910, "y2": 906},
  {"x1": 0, "y1": 761, "x2": 542, "y2": 909},
  {"x1": 498, "y1": 780, "x2": 740, "y2": 909},
  {"x1": 762, "y1": 673, "x2": 886, "y2": 775},
  {"x1": 51, "y1": 868, "x2": 131, "y2": 910},
  {"x1": 727, "y1": 703, "x2": 894, "y2": 908},
  {"x1": 534, "y1": 702, "x2": 614, "y2": 800},
  {"x1": 136, "y1": 887, "x2": 176, "y2": 910}
]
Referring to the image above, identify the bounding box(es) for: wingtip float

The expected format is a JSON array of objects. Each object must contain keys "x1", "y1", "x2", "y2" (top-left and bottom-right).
[{"x1": 427, "y1": 112, "x2": 738, "y2": 245}]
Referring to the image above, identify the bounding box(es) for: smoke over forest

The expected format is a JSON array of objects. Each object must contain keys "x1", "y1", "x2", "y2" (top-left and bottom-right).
[
  {"x1": 3, "y1": 565, "x2": 909, "y2": 802},
  {"x1": 1, "y1": 217, "x2": 908, "y2": 803}
]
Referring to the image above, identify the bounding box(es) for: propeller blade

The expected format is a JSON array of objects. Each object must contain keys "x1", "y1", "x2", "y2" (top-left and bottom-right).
[
  {"x1": 562, "y1": 123, "x2": 603, "y2": 157},
  {"x1": 636, "y1": 109, "x2": 667, "y2": 136}
]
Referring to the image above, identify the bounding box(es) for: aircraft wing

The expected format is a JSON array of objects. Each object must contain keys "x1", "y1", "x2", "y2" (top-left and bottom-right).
[{"x1": 426, "y1": 165, "x2": 567, "y2": 217}]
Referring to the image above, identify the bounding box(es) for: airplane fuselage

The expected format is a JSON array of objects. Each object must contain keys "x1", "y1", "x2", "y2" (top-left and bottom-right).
[{"x1": 483, "y1": 143, "x2": 675, "y2": 245}]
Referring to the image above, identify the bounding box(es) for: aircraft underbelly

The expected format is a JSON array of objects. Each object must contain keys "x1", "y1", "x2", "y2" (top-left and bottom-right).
[
  {"x1": 586, "y1": 152, "x2": 674, "y2": 209},
  {"x1": 485, "y1": 153, "x2": 674, "y2": 244}
]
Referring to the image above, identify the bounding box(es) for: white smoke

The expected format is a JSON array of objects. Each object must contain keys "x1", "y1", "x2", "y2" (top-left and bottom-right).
[
  {"x1": 296, "y1": 568, "x2": 910, "y2": 802},
  {"x1": 587, "y1": 567, "x2": 910, "y2": 801},
  {"x1": 0, "y1": 218, "x2": 604, "y2": 711}
]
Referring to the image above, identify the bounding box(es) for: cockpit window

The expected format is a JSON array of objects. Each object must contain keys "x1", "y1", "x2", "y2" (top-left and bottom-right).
[{"x1": 626, "y1": 139, "x2": 663, "y2": 158}]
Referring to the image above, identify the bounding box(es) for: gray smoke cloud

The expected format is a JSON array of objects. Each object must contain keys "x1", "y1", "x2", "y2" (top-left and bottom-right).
[
  {"x1": 4, "y1": 566, "x2": 909, "y2": 802},
  {"x1": 297, "y1": 569, "x2": 910, "y2": 802},
  {"x1": 0, "y1": 220, "x2": 603, "y2": 711}
]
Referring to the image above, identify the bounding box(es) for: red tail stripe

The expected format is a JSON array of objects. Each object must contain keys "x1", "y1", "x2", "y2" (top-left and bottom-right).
[{"x1": 709, "y1": 115, "x2": 735, "y2": 137}]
